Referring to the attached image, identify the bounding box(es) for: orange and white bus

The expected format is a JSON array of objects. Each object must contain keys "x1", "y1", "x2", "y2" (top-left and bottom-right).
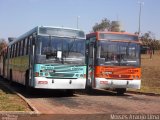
[{"x1": 86, "y1": 32, "x2": 141, "y2": 94}]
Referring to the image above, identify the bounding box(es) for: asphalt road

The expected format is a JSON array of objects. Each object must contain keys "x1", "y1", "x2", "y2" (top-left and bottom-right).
[
  {"x1": 7, "y1": 81, "x2": 160, "y2": 114},
  {"x1": 25, "y1": 90, "x2": 160, "y2": 114},
  {"x1": 1, "y1": 78, "x2": 160, "y2": 120}
]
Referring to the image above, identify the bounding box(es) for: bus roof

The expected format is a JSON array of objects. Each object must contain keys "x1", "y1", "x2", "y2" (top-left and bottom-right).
[
  {"x1": 8, "y1": 26, "x2": 85, "y2": 46},
  {"x1": 86, "y1": 31, "x2": 141, "y2": 43}
]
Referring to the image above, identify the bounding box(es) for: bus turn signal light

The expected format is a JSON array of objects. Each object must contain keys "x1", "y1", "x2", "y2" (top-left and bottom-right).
[{"x1": 34, "y1": 72, "x2": 39, "y2": 77}]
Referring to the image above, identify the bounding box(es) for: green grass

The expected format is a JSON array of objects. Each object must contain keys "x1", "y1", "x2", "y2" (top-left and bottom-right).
[{"x1": 0, "y1": 84, "x2": 31, "y2": 111}]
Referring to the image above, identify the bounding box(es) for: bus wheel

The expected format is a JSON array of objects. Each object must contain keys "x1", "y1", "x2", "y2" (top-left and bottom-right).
[
  {"x1": 116, "y1": 88, "x2": 126, "y2": 95},
  {"x1": 9, "y1": 69, "x2": 13, "y2": 85},
  {"x1": 25, "y1": 71, "x2": 34, "y2": 95},
  {"x1": 66, "y1": 90, "x2": 74, "y2": 96},
  {"x1": 86, "y1": 86, "x2": 94, "y2": 94}
]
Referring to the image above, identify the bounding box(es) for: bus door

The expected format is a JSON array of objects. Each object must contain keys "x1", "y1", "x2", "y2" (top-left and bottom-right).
[
  {"x1": 28, "y1": 36, "x2": 36, "y2": 87},
  {"x1": 88, "y1": 38, "x2": 96, "y2": 88}
]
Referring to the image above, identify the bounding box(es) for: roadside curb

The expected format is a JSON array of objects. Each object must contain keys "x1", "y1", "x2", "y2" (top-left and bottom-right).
[
  {"x1": 0, "y1": 79, "x2": 40, "y2": 115},
  {"x1": 127, "y1": 90, "x2": 160, "y2": 96}
]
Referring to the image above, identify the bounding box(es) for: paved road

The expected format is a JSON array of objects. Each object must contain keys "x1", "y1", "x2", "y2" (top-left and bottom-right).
[
  {"x1": 24, "y1": 90, "x2": 160, "y2": 114},
  {"x1": 1, "y1": 79, "x2": 160, "y2": 120}
]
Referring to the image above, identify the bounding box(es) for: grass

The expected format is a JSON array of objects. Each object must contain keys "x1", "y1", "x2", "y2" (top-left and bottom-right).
[
  {"x1": 0, "y1": 82, "x2": 31, "y2": 111},
  {"x1": 129, "y1": 50, "x2": 160, "y2": 94}
]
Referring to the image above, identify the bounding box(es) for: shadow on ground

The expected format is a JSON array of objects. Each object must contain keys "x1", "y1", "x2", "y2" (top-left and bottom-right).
[{"x1": 0, "y1": 77, "x2": 131, "y2": 99}]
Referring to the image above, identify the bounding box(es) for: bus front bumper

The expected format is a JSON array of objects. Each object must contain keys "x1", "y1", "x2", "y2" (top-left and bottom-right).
[
  {"x1": 33, "y1": 77, "x2": 86, "y2": 89},
  {"x1": 95, "y1": 78, "x2": 141, "y2": 89}
]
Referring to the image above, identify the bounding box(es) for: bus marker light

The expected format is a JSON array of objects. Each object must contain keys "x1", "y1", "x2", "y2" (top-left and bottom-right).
[
  {"x1": 45, "y1": 73, "x2": 48, "y2": 76},
  {"x1": 34, "y1": 72, "x2": 39, "y2": 77},
  {"x1": 135, "y1": 75, "x2": 139, "y2": 79}
]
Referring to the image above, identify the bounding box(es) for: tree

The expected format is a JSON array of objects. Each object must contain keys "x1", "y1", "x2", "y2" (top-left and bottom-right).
[
  {"x1": 92, "y1": 18, "x2": 121, "y2": 32},
  {"x1": 140, "y1": 31, "x2": 160, "y2": 50},
  {"x1": 0, "y1": 38, "x2": 7, "y2": 52}
]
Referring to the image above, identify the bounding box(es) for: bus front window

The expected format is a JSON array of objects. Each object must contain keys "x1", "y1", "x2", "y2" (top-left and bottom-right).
[
  {"x1": 36, "y1": 36, "x2": 85, "y2": 65},
  {"x1": 97, "y1": 41, "x2": 140, "y2": 67}
]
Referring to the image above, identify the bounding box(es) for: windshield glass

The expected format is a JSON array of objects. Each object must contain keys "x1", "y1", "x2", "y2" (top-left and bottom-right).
[
  {"x1": 35, "y1": 36, "x2": 85, "y2": 65},
  {"x1": 96, "y1": 41, "x2": 140, "y2": 66}
]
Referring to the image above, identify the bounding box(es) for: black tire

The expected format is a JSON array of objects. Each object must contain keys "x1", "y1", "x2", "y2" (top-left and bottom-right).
[
  {"x1": 116, "y1": 88, "x2": 126, "y2": 95},
  {"x1": 66, "y1": 90, "x2": 74, "y2": 96},
  {"x1": 86, "y1": 86, "x2": 94, "y2": 94},
  {"x1": 25, "y1": 70, "x2": 34, "y2": 95},
  {"x1": 9, "y1": 69, "x2": 14, "y2": 85}
]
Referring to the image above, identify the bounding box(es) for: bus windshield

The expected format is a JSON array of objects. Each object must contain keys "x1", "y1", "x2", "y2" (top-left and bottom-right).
[
  {"x1": 35, "y1": 36, "x2": 85, "y2": 65},
  {"x1": 96, "y1": 41, "x2": 140, "y2": 67}
]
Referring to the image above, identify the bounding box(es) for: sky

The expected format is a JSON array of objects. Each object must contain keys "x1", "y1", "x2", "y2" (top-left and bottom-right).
[{"x1": 0, "y1": 0, "x2": 160, "y2": 40}]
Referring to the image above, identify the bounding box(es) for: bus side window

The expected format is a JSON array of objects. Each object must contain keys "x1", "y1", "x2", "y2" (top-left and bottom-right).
[
  {"x1": 26, "y1": 38, "x2": 29, "y2": 55},
  {"x1": 10, "y1": 46, "x2": 12, "y2": 58},
  {"x1": 14, "y1": 44, "x2": 16, "y2": 57},
  {"x1": 16, "y1": 43, "x2": 19, "y2": 57},
  {"x1": 24, "y1": 38, "x2": 27, "y2": 55},
  {"x1": 29, "y1": 37, "x2": 31, "y2": 51},
  {"x1": 20, "y1": 40, "x2": 23, "y2": 56},
  {"x1": 17, "y1": 42, "x2": 19, "y2": 57},
  {"x1": 13, "y1": 44, "x2": 15, "y2": 58},
  {"x1": 18, "y1": 42, "x2": 21, "y2": 56},
  {"x1": 11, "y1": 45, "x2": 14, "y2": 58},
  {"x1": 12, "y1": 44, "x2": 14, "y2": 57},
  {"x1": 22, "y1": 39, "x2": 25, "y2": 56}
]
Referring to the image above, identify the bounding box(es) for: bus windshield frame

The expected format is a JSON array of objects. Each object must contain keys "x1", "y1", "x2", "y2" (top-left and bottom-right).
[
  {"x1": 96, "y1": 40, "x2": 140, "y2": 67},
  {"x1": 35, "y1": 36, "x2": 85, "y2": 65}
]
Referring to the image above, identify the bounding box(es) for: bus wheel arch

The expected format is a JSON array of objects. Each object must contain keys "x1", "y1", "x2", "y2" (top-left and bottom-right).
[{"x1": 25, "y1": 69, "x2": 34, "y2": 94}]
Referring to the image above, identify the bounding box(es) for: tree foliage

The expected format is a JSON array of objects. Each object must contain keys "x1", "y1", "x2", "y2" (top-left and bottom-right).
[
  {"x1": 92, "y1": 18, "x2": 121, "y2": 32},
  {"x1": 140, "y1": 31, "x2": 160, "y2": 50},
  {"x1": 0, "y1": 38, "x2": 8, "y2": 52}
]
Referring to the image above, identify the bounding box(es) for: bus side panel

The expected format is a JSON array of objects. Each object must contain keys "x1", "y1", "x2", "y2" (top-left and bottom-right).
[{"x1": 9, "y1": 55, "x2": 29, "y2": 85}]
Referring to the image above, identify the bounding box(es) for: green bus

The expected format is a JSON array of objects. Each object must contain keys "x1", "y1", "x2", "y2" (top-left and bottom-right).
[{"x1": 2, "y1": 26, "x2": 86, "y2": 94}]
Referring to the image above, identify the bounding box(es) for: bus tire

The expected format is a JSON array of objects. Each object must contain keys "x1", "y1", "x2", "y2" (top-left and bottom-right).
[
  {"x1": 66, "y1": 90, "x2": 74, "y2": 96},
  {"x1": 9, "y1": 69, "x2": 13, "y2": 85},
  {"x1": 86, "y1": 86, "x2": 94, "y2": 94},
  {"x1": 25, "y1": 70, "x2": 34, "y2": 94},
  {"x1": 116, "y1": 88, "x2": 126, "y2": 95}
]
